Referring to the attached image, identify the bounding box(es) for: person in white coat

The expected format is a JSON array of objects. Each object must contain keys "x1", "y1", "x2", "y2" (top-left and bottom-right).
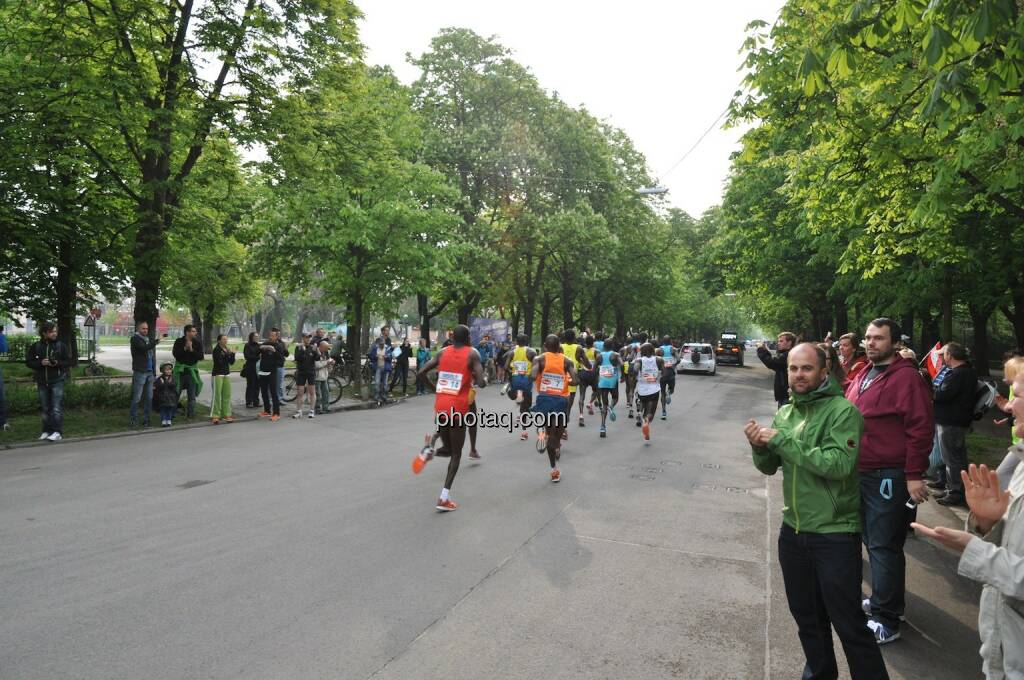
[{"x1": 913, "y1": 370, "x2": 1024, "y2": 679}]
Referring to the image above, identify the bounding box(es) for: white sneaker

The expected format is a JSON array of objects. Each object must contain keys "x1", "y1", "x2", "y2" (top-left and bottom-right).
[
  {"x1": 293, "y1": 411, "x2": 303, "y2": 419},
  {"x1": 47, "y1": 432, "x2": 62, "y2": 441},
  {"x1": 39, "y1": 432, "x2": 51, "y2": 440},
  {"x1": 308, "y1": 412, "x2": 315, "y2": 419}
]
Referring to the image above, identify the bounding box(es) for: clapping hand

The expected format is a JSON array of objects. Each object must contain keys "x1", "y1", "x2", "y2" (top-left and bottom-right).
[
  {"x1": 964, "y1": 464, "x2": 1009, "y2": 535},
  {"x1": 744, "y1": 419, "x2": 777, "y2": 447},
  {"x1": 909, "y1": 522, "x2": 973, "y2": 554}
]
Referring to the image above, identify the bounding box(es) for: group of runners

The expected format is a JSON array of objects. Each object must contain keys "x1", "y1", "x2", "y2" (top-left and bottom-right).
[{"x1": 411, "y1": 325, "x2": 682, "y2": 512}]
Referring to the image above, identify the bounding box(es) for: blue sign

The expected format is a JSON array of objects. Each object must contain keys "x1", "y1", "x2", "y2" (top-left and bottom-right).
[{"x1": 469, "y1": 317, "x2": 511, "y2": 347}]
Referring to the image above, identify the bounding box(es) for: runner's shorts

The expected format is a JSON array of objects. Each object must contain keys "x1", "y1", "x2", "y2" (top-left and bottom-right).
[
  {"x1": 509, "y1": 375, "x2": 532, "y2": 397},
  {"x1": 579, "y1": 369, "x2": 597, "y2": 388},
  {"x1": 532, "y1": 394, "x2": 568, "y2": 415}
]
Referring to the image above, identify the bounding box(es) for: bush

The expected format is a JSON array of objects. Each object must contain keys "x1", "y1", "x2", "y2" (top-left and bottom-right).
[
  {"x1": 4, "y1": 378, "x2": 133, "y2": 416},
  {"x1": 2, "y1": 334, "x2": 35, "y2": 362}
]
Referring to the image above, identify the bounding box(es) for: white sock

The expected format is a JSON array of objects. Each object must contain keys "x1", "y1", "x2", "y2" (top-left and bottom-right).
[{"x1": 440, "y1": 488, "x2": 450, "y2": 501}]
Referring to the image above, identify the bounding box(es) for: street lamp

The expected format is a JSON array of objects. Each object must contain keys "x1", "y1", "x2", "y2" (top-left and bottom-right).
[{"x1": 637, "y1": 186, "x2": 669, "y2": 195}]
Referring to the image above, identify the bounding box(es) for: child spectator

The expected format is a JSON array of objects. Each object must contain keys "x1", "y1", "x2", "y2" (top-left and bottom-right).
[{"x1": 155, "y1": 363, "x2": 177, "y2": 427}]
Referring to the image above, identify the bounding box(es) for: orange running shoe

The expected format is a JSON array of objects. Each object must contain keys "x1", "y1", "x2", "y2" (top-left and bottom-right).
[
  {"x1": 520, "y1": 430, "x2": 529, "y2": 441},
  {"x1": 212, "y1": 418, "x2": 220, "y2": 425},
  {"x1": 270, "y1": 414, "x2": 280, "y2": 422},
  {"x1": 436, "y1": 498, "x2": 458, "y2": 512},
  {"x1": 412, "y1": 438, "x2": 434, "y2": 475},
  {"x1": 258, "y1": 412, "x2": 271, "y2": 418},
  {"x1": 550, "y1": 469, "x2": 561, "y2": 483},
  {"x1": 642, "y1": 421, "x2": 650, "y2": 440}
]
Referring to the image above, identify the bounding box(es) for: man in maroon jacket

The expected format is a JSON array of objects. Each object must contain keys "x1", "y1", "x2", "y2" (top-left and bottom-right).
[{"x1": 846, "y1": 318, "x2": 934, "y2": 645}]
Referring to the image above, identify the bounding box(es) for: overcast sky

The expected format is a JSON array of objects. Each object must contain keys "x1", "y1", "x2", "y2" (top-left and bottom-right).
[{"x1": 358, "y1": 1, "x2": 785, "y2": 218}]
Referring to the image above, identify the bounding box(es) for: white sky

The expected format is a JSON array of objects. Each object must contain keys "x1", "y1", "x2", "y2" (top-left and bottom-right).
[{"x1": 358, "y1": 1, "x2": 785, "y2": 218}]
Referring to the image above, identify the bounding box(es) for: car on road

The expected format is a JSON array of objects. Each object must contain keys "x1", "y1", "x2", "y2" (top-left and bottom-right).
[
  {"x1": 678, "y1": 343, "x2": 716, "y2": 375},
  {"x1": 716, "y1": 331, "x2": 745, "y2": 367}
]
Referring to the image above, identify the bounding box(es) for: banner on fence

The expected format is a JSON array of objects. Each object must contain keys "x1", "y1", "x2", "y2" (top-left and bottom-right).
[{"x1": 469, "y1": 317, "x2": 511, "y2": 347}]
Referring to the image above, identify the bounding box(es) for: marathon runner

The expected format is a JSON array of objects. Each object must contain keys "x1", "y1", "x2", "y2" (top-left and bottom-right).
[
  {"x1": 633, "y1": 342, "x2": 664, "y2": 442},
  {"x1": 576, "y1": 335, "x2": 598, "y2": 427},
  {"x1": 559, "y1": 330, "x2": 591, "y2": 439},
  {"x1": 411, "y1": 325, "x2": 485, "y2": 511},
  {"x1": 658, "y1": 335, "x2": 678, "y2": 420},
  {"x1": 504, "y1": 334, "x2": 536, "y2": 440},
  {"x1": 593, "y1": 339, "x2": 623, "y2": 438},
  {"x1": 587, "y1": 332, "x2": 606, "y2": 414},
  {"x1": 530, "y1": 334, "x2": 579, "y2": 482},
  {"x1": 622, "y1": 333, "x2": 645, "y2": 421}
]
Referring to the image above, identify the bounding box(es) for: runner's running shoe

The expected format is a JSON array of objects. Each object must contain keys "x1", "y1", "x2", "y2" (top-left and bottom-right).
[
  {"x1": 642, "y1": 421, "x2": 650, "y2": 440},
  {"x1": 520, "y1": 430, "x2": 529, "y2": 441},
  {"x1": 550, "y1": 469, "x2": 561, "y2": 483},
  {"x1": 536, "y1": 429, "x2": 547, "y2": 453},
  {"x1": 436, "y1": 498, "x2": 458, "y2": 512},
  {"x1": 599, "y1": 426, "x2": 606, "y2": 438},
  {"x1": 609, "y1": 408, "x2": 617, "y2": 422},
  {"x1": 412, "y1": 436, "x2": 435, "y2": 475}
]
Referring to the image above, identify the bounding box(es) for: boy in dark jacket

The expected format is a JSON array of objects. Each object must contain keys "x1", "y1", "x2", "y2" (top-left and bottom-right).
[
  {"x1": 757, "y1": 331, "x2": 795, "y2": 408},
  {"x1": 154, "y1": 363, "x2": 178, "y2": 427},
  {"x1": 25, "y1": 322, "x2": 73, "y2": 441}
]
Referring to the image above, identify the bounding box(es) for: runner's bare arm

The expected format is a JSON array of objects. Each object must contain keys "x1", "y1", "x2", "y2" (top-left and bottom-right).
[
  {"x1": 417, "y1": 348, "x2": 443, "y2": 390},
  {"x1": 565, "y1": 357, "x2": 580, "y2": 386},
  {"x1": 576, "y1": 347, "x2": 592, "y2": 370},
  {"x1": 530, "y1": 354, "x2": 545, "y2": 381}
]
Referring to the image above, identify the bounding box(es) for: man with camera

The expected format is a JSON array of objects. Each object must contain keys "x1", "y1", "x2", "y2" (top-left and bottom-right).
[
  {"x1": 26, "y1": 322, "x2": 74, "y2": 441},
  {"x1": 129, "y1": 321, "x2": 162, "y2": 427},
  {"x1": 172, "y1": 325, "x2": 204, "y2": 420},
  {"x1": 757, "y1": 331, "x2": 796, "y2": 408}
]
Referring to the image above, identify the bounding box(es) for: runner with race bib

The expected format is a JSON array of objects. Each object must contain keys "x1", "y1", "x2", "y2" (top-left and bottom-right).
[
  {"x1": 658, "y1": 335, "x2": 678, "y2": 420},
  {"x1": 504, "y1": 334, "x2": 537, "y2": 441},
  {"x1": 634, "y1": 342, "x2": 664, "y2": 442},
  {"x1": 594, "y1": 339, "x2": 623, "y2": 438},
  {"x1": 530, "y1": 334, "x2": 579, "y2": 483}
]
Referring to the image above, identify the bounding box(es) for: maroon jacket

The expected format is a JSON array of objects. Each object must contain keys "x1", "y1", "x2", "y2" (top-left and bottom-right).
[{"x1": 845, "y1": 355, "x2": 934, "y2": 480}]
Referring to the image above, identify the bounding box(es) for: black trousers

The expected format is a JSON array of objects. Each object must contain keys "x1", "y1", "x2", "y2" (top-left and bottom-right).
[
  {"x1": 258, "y1": 374, "x2": 280, "y2": 415},
  {"x1": 245, "y1": 372, "x2": 260, "y2": 406},
  {"x1": 778, "y1": 523, "x2": 889, "y2": 680}
]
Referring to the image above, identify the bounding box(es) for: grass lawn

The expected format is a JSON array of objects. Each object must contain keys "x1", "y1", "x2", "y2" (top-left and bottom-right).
[
  {"x1": 967, "y1": 431, "x2": 1010, "y2": 469},
  {"x1": 1, "y1": 362, "x2": 127, "y2": 382},
  {"x1": 1, "y1": 408, "x2": 135, "y2": 446}
]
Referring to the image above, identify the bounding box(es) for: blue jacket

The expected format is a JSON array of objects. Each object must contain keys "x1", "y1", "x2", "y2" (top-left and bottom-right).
[{"x1": 367, "y1": 343, "x2": 394, "y2": 372}]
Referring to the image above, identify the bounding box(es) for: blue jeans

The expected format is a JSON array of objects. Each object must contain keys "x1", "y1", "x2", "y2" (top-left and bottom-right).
[
  {"x1": 275, "y1": 366, "x2": 284, "y2": 401},
  {"x1": 778, "y1": 524, "x2": 890, "y2": 680},
  {"x1": 37, "y1": 379, "x2": 65, "y2": 435},
  {"x1": 160, "y1": 405, "x2": 175, "y2": 422},
  {"x1": 375, "y1": 367, "x2": 390, "y2": 401},
  {"x1": 860, "y1": 469, "x2": 910, "y2": 629},
  {"x1": 130, "y1": 371, "x2": 154, "y2": 424},
  {"x1": 926, "y1": 432, "x2": 944, "y2": 482}
]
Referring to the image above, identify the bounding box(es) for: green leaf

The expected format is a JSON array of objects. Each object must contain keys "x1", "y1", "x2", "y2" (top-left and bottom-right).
[
  {"x1": 827, "y1": 47, "x2": 856, "y2": 79},
  {"x1": 923, "y1": 24, "x2": 954, "y2": 66},
  {"x1": 892, "y1": 0, "x2": 922, "y2": 32}
]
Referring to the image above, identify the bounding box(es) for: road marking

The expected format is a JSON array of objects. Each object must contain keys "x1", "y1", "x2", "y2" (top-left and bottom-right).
[{"x1": 576, "y1": 534, "x2": 760, "y2": 566}]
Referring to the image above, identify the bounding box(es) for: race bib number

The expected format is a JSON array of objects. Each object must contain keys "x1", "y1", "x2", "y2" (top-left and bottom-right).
[
  {"x1": 641, "y1": 369, "x2": 659, "y2": 383},
  {"x1": 436, "y1": 371, "x2": 463, "y2": 395},
  {"x1": 540, "y1": 372, "x2": 566, "y2": 394},
  {"x1": 513, "y1": 360, "x2": 529, "y2": 375},
  {"x1": 599, "y1": 365, "x2": 614, "y2": 378},
  {"x1": 664, "y1": 356, "x2": 675, "y2": 367}
]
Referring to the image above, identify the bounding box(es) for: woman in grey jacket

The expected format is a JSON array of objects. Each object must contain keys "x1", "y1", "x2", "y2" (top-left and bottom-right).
[{"x1": 913, "y1": 370, "x2": 1024, "y2": 679}]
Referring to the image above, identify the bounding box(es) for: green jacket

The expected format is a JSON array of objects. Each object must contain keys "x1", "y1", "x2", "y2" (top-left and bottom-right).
[{"x1": 752, "y1": 377, "x2": 864, "y2": 533}]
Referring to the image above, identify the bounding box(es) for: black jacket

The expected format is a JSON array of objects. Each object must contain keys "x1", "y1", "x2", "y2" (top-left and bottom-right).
[
  {"x1": 153, "y1": 375, "x2": 178, "y2": 408},
  {"x1": 172, "y1": 336, "x2": 204, "y2": 365},
  {"x1": 933, "y1": 363, "x2": 977, "y2": 427},
  {"x1": 26, "y1": 338, "x2": 73, "y2": 385},
  {"x1": 242, "y1": 340, "x2": 261, "y2": 378},
  {"x1": 757, "y1": 346, "x2": 790, "y2": 403},
  {"x1": 212, "y1": 345, "x2": 237, "y2": 376},
  {"x1": 258, "y1": 339, "x2": 288, "y2": 370},
  {"x1": 130, "y1": 332, "x2": 160, "y2": 373},
  {"x1": 294, "y1": 344, "x2": 320, "y2": 374}
]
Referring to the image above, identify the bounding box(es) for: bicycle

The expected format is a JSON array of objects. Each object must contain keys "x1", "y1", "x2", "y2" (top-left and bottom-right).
[{"x1": 283, "y1": 372, "x2": 344, "y2": 405}]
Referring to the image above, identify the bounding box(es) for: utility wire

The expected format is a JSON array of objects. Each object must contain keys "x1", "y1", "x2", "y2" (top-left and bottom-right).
[{"x1": 658, "y1": 104, "x2": 732, "y2": 181}]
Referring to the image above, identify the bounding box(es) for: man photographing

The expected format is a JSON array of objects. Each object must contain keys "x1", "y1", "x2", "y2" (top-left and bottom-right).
[{"x1": 747, "y1": 342, "x2": 889, "y2": 679}]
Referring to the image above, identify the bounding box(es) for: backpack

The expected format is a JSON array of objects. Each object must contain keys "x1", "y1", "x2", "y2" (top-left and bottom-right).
[{"x1": 973, "y1": 379, "x2": 997, "y2": 421}]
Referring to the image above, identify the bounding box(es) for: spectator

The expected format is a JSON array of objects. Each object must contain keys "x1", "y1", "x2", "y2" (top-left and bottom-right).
[
  {"x1": 171, "y1": 324, "x2": 204, "y2": 419},
  {"x1": 275, "y1": 333, "x2": 289, "y2": 401},
  {"x1": 993, "y1": 355, "x2": 1024, "y2": 489},
  {"x1": 415, "y1": 338, "x2": 432, "y2": 396},
  {"x1": 477, "y1": 334, "x2": 497, "y2": 381},
  {"x1": 0, "y1": 324, "x2": 8, "y2": 355},
  {"x1": 367, "y1": 336, "x2": 394, "y2": 404},
  {"x1": 818, "y1": 341, "x2": 846, "y2": 386},
  {"x1": 757, "y1": 331, "x2": 796, "y2": 408},
  {"x1": 154, "y1": 362, "x2": 177, "y2": 427},
  {"x1": 241, "y1": 332, "x2": 261, "y2": 408},
  {"x1": 846, "y1": 318, "x2": 934, "y2": 645},
  {"x1": 911, "y1": 372, "x2": 1024, "y2": 680},
  {"x1": 746, "y1": 343, "x2": 889, "y2": 679},
  {"x1": 375, "y1": 325, "x2": 391, "y2": 346},
  {"x1": 389, "y1": 337, "x2": 412, "y2": 396},
  {"x1": 838, "y1": 332, "x2": 868, "y2": 387},
  {"x1": 441, "y1": 329, "x2": 454, "y2": 348},
  {"x1": 292, "y1": 333, "x2": 318, "y2": 418},
  {"x1": 25, "y1": 321, "x2": 72, "y2": 441},
  {"x1": 210, "y1": 334, "x2": 236, "y2": 424},
  {"x1": 129, "y1": 321, "x2": 161, "y2": 428},
  {"x1": 258, "y1": 328, "x2": 288, "y2": 421},
  {"x1": 315, "y1": 341, "x2": 333, "y2": 414},
  {"x1": 311, "y1": 327, "x2": 327, "y2": 348},
  {"x1": 931, "y1": 342, "x2": 977, "y2": 507},
  {"x1": 330, "y1": 332, "x2": 346, "y2": 361}
]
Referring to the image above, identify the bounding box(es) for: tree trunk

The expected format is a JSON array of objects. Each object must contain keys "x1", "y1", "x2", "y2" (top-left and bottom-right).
[
  {"x1": 540, "y1": 293, "x2": 555, "y2": 339},
  {"x1": 203, "y1": 302, "x2": 216, "y2": 349},
  {"x1": 347, "y1": 292, "x2": 365, "y2": 392},
  {"x1": 1001, "y1": 282, "x2": 1024, "y2": 354},
  {"x1": 615, "y1": 306, "x2": 626, "y2": 340},
  {"x1": 294, "y1": 307, "x2": 311, "y2": 343},
  {"x1": 834, "y1": 300, "x2": 849, "y2": 336},
  {"x1": 941, "y1": 268, "x2": 954, "y2": 342},
  {"x1": 921, "y1": 311, "x2": 940, "y2": 355},
  {"x1": 969, "y1": 303, "x2": 994, "y2": 377},
  {"x1": 901, "y1": 309, "x2": 915, "y2": 349},
  {"x1": 560, "y1": 264, "x2": 575, "y2": 330},
  {"x1": 55, "y1": 240, "x2": 78, "y2": 361}
]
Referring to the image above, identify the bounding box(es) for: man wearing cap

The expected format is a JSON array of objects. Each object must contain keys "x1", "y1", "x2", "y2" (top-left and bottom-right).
[{"x1": 747, "y1": 342, "x2": 889, "y2": 679}]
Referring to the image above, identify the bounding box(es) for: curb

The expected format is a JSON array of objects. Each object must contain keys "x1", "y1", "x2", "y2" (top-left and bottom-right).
[{"x1": 0, "y1": 396, "x2": 413, "y2": 452}]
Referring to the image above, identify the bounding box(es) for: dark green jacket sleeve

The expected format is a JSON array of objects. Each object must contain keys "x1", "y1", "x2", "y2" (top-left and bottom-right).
[
  {"x1": 767, "y1": 405, "x2": 863, "y2": 481},
  {"x1": 752, "y1": 444, "x2": 781, "y2": 475}
]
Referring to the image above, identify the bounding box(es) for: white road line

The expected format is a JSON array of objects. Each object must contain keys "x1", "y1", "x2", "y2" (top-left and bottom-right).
[{"x1": 764, "y1": 476, "x2": 772, "y2": 680}]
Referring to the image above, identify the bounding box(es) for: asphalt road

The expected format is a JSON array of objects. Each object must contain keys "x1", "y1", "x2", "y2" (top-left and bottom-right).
[{"x1": 0, "y1": 352, "x2": 985, "y2": 679}]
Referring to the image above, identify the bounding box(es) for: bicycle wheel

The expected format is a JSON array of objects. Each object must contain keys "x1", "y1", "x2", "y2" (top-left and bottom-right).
[
  {"x1": 334, "y1": 362, "x2": 352, "y2": 388},
  {"x1": 328, "y1": 376, "x2": 344, "y2": 404},
  {"x1": 282, "y1": 373, "x2": 298, "y2": 403}
]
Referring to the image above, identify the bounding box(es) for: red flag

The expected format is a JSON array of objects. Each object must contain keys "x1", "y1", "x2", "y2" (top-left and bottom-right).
[{"x1": 923, "y1": 342, "x2": 944, "y2": 379}]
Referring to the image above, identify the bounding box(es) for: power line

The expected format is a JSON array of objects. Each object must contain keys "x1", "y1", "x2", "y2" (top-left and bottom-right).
[{"x1": 658, "y1": 104, "x2": 732, "y2": 181}]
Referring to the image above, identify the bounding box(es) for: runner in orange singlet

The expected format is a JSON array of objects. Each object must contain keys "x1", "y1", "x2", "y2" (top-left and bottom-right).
[
  {"x1": 530, "y1": 334, "x2": 579, "y2": 483},
  {"x1": 412, "y1": 325, "x2": 485, "y2": 511}
]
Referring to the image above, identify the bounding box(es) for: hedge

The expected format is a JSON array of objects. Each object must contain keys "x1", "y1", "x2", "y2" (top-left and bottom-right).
[{"x1": 4, "y1": 379, "x2": 133, "y2": 416}]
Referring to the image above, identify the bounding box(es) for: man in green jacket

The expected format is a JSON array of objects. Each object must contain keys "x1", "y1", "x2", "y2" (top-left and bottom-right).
[{"x1": 746, "y1": 342, "x2": 888, "y2": 680}]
